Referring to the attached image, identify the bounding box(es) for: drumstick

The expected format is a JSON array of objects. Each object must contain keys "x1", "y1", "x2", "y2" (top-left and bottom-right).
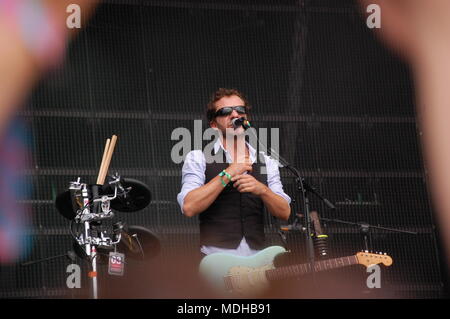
[
  {"x1": 98, "y1": 135, "x2": 118, "y2": 185},
  {"x1": 97, "y1": 137, "x2": 112, "y2": 185},
  {"x1": 96, "y1": 138, "x2": 111, "y2": 184}
]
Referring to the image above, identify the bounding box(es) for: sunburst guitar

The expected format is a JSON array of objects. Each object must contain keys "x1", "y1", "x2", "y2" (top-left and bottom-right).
[{"x1": 199, "y1": 246, "x2": 393, "y2": 296}]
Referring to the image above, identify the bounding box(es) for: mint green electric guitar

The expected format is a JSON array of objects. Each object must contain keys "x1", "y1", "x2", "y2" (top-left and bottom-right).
[{"x1": 199, "y1": 246, "x2": 393, "y2": 296}]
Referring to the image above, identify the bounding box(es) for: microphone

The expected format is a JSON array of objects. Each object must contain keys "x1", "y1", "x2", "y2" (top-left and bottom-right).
[
  {"x1": 231, "y1": 117, "x2": 251, "y2": 130},
  {"x1": 310, "y1": 211, "x2": 328, "y2": 259}
]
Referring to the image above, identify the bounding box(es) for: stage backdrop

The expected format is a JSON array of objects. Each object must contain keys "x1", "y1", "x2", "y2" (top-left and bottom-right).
[{"x1": 0, "y1": 0, "x2": 446, "y2": 298}]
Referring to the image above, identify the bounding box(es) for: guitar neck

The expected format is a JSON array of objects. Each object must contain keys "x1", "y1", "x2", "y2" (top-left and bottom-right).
[{"x1": 265, "y1": 255, "x2": 359, "y2": 281}]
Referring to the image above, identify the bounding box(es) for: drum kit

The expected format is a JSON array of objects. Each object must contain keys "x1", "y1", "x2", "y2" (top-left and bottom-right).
[{"x1": 52, "y1": 135, "x2": 160, "y2": 298}]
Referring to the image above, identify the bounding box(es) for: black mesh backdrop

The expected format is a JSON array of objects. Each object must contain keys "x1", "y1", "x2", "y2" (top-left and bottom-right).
[{"x1": 0, "y1": 0, "x2": 446, "y2": 298}]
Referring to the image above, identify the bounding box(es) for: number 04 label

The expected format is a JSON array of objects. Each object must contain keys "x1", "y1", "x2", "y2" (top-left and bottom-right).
[{"x1": 108, "y1": 252, "x2": 125, "y2": 276}]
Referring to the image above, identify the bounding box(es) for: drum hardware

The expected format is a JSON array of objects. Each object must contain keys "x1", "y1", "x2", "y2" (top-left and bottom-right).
[{"x1": 23, "y1": 135, "x2": 159, "y2": 299}]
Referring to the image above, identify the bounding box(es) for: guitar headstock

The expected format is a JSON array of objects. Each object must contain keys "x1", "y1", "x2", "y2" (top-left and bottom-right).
[{"x1": 356, "y1": 251, "x2": 393, "y2": 267}]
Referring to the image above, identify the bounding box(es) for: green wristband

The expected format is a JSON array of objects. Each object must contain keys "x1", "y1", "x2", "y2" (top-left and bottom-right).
[
  {"x1": 218, "y1": 170, "x2": 232, "y2": 187},
  {"x1": 219, "y1": 170, "x2": 232, "y2": 180},
  {"x1": 219, "y1": 176, "x2": 227, "y2": 187}
]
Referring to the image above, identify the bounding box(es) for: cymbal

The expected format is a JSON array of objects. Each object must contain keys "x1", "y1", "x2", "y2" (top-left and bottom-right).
[
  {"x1": 55, "y1": 178, "x2": 152, "y2": 220},
  {"x1": 55, "y1": 190, "x2": 77, "y2": 220},
  {"x1": 106, "y1": 178, "x2": 152, "y2": 213}
]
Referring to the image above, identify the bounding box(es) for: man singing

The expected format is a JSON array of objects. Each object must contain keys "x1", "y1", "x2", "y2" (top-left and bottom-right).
[{"x1": 177, "y1": 88, "x2": 291, "y2": 257}]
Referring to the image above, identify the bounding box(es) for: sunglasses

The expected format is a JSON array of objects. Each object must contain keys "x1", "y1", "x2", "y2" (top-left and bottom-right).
[{"x1": 214, "y1": 106, "x2": 247, "y2": 117}]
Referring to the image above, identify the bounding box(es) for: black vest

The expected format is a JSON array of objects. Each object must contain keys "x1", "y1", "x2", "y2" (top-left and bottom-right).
[{"x1": 199, "y1": 149, "x2": 267, "y2": 250}]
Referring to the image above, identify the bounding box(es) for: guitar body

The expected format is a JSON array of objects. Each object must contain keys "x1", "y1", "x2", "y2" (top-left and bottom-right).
[
  {"x1": 199, "y1": 246, "x2": 393, "y2": 297},
  {"x1": 199, "y1": 245, "x2": 287, "y2": 296}
]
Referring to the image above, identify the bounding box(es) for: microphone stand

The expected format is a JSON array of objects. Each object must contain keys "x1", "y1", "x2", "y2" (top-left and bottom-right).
[
  {"x1": 242, "y1": 123, "x2": 335, "y2": 283},
  {"x1": 319, "y1": 217, "x2": 418, "y2": 251},
  {"x1": 21, "y1": 250, "x2": 77, "y2": 266},
  {"x1": 21, "y1": 250, "x2": 79, "y2": 299},
  {"x1": 238, "y1": 119, "x2": 417, "y2": 286},
  {"x1": 284, "y1": 165, "x2": 316, "y2": 281}
]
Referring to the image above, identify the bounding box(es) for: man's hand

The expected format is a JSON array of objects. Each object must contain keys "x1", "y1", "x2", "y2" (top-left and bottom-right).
[
  {"x1": 231, "y1": 173, "x2": 290, "y2": 220},
  {"x1": 226, "y1": 155, "x2": 252, "y2": 177},
  {"x1": 231, "y1": 174, "x2": 268, "y2": 196}
]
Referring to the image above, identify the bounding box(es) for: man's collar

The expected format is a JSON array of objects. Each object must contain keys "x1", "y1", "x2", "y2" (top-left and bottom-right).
[{"x1": 213, "y1": 138, "x2": 256, "y2": 162}]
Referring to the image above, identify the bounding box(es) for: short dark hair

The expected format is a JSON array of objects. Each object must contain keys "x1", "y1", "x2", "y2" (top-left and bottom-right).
[{"x1": 206, "y1": 88, "x2": 251, "y2": 123}]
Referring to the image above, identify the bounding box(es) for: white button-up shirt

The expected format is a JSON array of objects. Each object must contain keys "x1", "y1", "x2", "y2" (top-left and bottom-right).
[{"x1": 177, "y1": 138, "x2": 291, "y2": 256}]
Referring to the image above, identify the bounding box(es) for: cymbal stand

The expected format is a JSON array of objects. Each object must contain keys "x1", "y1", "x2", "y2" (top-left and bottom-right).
[{"x1": 70, "y1": 177, "x2": 122, "y2": 299}]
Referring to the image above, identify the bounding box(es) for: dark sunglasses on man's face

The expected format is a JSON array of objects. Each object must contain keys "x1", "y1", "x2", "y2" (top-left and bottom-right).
[{"x1": 214, "y1": 106, "x2": 246, "y2": 117}]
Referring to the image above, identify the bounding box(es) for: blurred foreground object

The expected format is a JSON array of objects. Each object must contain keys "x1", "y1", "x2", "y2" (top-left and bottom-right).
[
  {"x1": 0, "y1": 0, "x2": 99, "y2": 263},
  {"x1": 0, "y1": 0, "x2": 99, "y2": 136},
  {"x1": 360, "y1": 0, "x2": 450, "y2": 273},
  {"x1": 0, "y1": 119, "x2": 31, "y2": 263}
]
